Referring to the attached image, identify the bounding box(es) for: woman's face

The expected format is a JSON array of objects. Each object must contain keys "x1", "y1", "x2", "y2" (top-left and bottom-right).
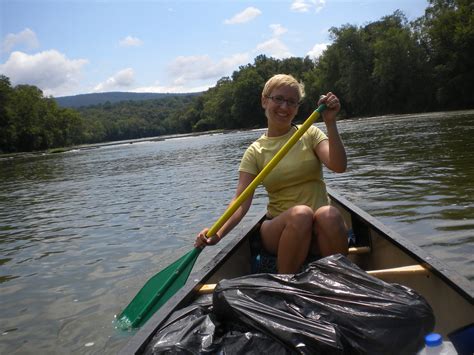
[{"x1": 262, "y1": 85, "x2": 300, "y2": 129}]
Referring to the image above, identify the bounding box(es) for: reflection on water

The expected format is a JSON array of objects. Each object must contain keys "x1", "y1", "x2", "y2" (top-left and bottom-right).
[{"x1": 0, "y1": 112, "x2": 473, "y2": 353}]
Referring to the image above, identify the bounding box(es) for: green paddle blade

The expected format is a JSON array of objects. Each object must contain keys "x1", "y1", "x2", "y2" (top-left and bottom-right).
[{"x1": 116, "y1": 248, "x2": 201, "y2": 330}]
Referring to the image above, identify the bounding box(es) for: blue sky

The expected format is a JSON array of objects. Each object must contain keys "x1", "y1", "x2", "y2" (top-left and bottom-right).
[{"x1": 1, "y1": 0, "x2": 428, "y2": 97}]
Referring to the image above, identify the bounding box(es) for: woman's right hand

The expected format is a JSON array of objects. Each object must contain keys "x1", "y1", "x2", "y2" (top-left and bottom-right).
[
  {"x1": 318, "y1": 92, "x2": 340, "y2": 124},
  {"x1": 194, "y1": 228, "x2": 220, "y2": 248}
]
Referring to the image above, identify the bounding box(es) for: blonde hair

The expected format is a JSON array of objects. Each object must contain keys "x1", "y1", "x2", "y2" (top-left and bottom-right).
[{"x1": 262, "y1": 74, "x2": 305, "y2": 101}]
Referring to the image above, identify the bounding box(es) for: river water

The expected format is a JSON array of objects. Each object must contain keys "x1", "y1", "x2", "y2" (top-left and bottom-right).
[{"x1": 1, "y1": 110, "x2": 473, "y2": 354}]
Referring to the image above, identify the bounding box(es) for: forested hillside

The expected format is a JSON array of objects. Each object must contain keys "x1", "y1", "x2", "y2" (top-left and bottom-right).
[
  {"x1": 55, "y1": 92, "x2": 197, "y2": 108},
  {"x1": 77, "y1": 95, "x2": 198, "y2": 142},
  {"x1": 1, "y1": 0, "x2": 472, "y2": 153}
]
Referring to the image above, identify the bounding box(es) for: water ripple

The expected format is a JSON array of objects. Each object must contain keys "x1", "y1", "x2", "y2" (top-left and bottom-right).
[{"x1": 0, "y1": 112, "x2": 473, "y2": 354}]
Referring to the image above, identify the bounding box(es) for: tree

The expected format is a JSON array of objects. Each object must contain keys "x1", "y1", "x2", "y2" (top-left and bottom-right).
[
  {"x1": 368, "y1": 11, "x2": 434, "y2": 113},
  {"x1": 416, "y1": 0, "x2": 474, "y2": 108},
  {"x1": 0, "y1": 76, "x2": 15, "y2": 151},
  {"x1": 2, "y1": 1, "x2": 472, "y2": 152},
  {"x1": 10, "y1": 85, "x2": 47, "y2": 151},
  {"x1": 230, "y1": 67, "x2": 265, "y2": 128},
  {"x1": 314, "y1": 24, "x2": 374, "y2": 116}
]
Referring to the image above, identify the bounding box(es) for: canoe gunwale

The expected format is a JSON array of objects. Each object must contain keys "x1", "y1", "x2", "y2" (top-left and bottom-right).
[
  {"x1": 118, "y1": 212, "x2": 265, "y2": 355},
  {"x1": 120, "y1": 189, "x2": 473, "y2": 354},
  {"x1": 327, "y1": 187, "x2": 474, "y2": 303}
]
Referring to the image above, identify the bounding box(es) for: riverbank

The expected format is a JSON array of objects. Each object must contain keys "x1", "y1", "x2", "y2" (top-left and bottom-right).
[
  {"x1": 0, "y1": 129, "x2": 227, "y2": 160},
  {"x1": 2, "y1": 108, "x2": 473, "y2": 160}
]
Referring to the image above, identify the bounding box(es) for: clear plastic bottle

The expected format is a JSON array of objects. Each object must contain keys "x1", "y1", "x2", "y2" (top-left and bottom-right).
[{"x1": 418, "y1": 333, "x2": 458, "y2": 354}]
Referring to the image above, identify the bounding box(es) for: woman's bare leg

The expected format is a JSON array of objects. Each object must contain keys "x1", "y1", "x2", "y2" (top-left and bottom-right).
[
  {"x1": 311, "y1": 205, "x2": 348, "y2": 257},
  {"x1": 260, "y1": 205, "x2": 313, "y2": 273}
]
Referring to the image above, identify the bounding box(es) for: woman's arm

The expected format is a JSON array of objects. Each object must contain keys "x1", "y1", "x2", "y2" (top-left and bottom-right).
[
  {"x1": 314, "y1": 92, "x2": 347, "y2": 173},
  {"x1": 194, "y1": 171, "x2": 256, "y2": 248}
]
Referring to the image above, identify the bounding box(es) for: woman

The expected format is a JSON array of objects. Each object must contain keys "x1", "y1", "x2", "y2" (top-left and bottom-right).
[{"x1": 194, "y1": 74, "x2": 348, "y2": 274}]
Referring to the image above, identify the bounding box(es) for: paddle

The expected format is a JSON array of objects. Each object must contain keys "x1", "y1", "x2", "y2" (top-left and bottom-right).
[{"x1": 116, "y1": 104, "x2": 327, "y2": 330}]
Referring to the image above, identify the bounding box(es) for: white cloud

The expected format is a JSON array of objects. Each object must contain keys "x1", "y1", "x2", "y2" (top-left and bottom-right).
[
  {"x1": 291, "y1": 0, "x2": 326, "y2": 13},
  {"x1": 2, "y1": 28, "x2": 40, "y2": 53},
  {"x1": 133, "y1": 82, "x2": 210, "y2": 94},
  {"x1": 291, "y1": 0, "x2": 311, "y2": 12},
  {"x1": 254, "y1": 24, "x2": 292, "y2": 59},
  {"x1": 224, "y1": 7, "x2": 261, "y2": 25},
  {"x1": 255, "y1": 38, "x2": 292, "y2": 59},
  {"x1": 307, "y1": 43, "x2": 329, "y2": 59},
  {"x1": 270, "y1": 24, "x2": 288, "y2": 37},
  {"x1": 94, "y1": 68, "x2": 135, "y2": 92},
  {"x1": 0, "y1": 50, "x2": 88, "y2": 96},
  {"x1": 168, "y1": 53, "x2": 249, "y2": 82},
  {"x1": 136, "y1": 53, "x2": 249, "y2": 93},
  {"x1": 119, "y1": 35, "x2": 143, "y2": 47}
]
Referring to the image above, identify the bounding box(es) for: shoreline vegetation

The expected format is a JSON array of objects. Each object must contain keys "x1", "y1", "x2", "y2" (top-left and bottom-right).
[
  {"x1": 0, "y1": 129, "x2": 227, "y2": 159},
  {"x1": 2, "y1": 108, "x2": 473, "y2": 160},
  {"x1": 1, "y1": 1, "x2": 473, "y2": 154}
]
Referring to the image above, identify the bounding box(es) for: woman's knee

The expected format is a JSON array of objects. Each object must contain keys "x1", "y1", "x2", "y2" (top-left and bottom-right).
[
  {"x1": 260, "y1": 206, "x2": 313, "y2": 254},
  {"x1": 289, "y1": 205, "x2": 314, "y2": 230},
  {"x1": 291, "y1": 205, "x2": 314, "y2": 218},
  {"x1": 314, "y1": 206, "x2": 345, "y2": 227},
  {"x1": 313, "y1": 205, "x2": 348, "y2": 256}
]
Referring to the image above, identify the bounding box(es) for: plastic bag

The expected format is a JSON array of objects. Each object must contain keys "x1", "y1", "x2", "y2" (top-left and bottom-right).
[
  {"x1": 213, "y1": 254, "x2": 434, "y2": 354},
  {"x1": 146, "y1": 294, "x2": 292, "y2": 354},
  {"x1": 147, "y1": 254, "x2": 434, "y2": 354}
]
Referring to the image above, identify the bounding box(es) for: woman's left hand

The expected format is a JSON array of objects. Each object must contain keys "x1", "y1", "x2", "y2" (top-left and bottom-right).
[
  {"x1": 194, "y1": 227, "x2": 220, "y2": 248},
  {"x1": 318, "y1": 92, "x2": 340, "y2": 124}
]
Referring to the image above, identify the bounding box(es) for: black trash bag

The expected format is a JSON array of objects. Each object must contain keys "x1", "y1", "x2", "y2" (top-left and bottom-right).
[
  {"x1": 213, "y1": 254, "x2": 435, "y2": 354},
  {"x1": 146, "y1": 294, "x2": 292, "y2": 354}
]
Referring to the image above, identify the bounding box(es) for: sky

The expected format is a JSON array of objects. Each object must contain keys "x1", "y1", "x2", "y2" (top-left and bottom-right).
[{"x1": 1, "y1": 0, "x2": 429, "y2": 98}]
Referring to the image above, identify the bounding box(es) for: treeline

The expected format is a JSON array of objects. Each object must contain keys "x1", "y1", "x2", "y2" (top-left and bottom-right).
[
  {"x1": 0, "y1": 76, "x2": 197, "y2": 152},
  {"x1": 0, "y1": 80, "x2": 86, "y2": 152},
  {"x1": 1, "y1": 0, "x2": 472, "y2": 153},
  {"x1": 55, "y1": 92, "x2": 188, "y2": 108},
  {"x1": 77, "y1": 95, "x2": 197, "y2": 142},
  {"x1": 179, "y1": 0, "x2": 473, "y2": 129}
]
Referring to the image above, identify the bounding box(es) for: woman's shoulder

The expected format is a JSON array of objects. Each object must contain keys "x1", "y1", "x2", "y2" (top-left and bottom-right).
[
  {"x1": 248, "y1": 133, "x2": 268, "y2": 148},
  {"x1": 302, "y1": 124, "x2": 322, "y2": 134},
  {"x1": 304, "y1": 124, "x2": 326, "y2": 137},
  {"x1": 298, "y1": 125, "x2": 327, "y2": 147},
  {"x1": 242, "y1": 138, "x2": 261, "y2": 155}
]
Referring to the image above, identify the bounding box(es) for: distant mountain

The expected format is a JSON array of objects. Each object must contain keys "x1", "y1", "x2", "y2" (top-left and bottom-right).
[{"x1": 54, "y1": 91, "x2": 200, "y2": 108}]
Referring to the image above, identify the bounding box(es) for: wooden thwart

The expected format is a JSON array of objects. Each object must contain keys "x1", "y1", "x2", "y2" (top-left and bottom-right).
[
  {"x1": 197, "y1": 284, "x2": 217, "y2": 294},
  {"x1": 196, "y1": 264, "x2": 428, "y2": 294},
  {"x1": 348, "y1": 246, "x2": 371, "y2": 254},
  {"x1": 367, "y1": 264, "x2": 428, "y2": 278}
]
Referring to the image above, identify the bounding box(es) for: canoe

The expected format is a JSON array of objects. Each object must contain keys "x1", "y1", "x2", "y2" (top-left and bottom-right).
[{"x1": 119, "y1": 187, "x2": 473, "y2": 354}]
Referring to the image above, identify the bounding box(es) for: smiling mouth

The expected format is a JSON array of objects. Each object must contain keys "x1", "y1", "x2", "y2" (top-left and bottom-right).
[{"x1": 276, "y1": 111, "x2": 290, "y2": 118}]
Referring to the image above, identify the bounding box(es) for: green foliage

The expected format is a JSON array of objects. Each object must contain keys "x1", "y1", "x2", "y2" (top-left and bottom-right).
[
  {"x1": 2, "y1": 1, "x2": 473, "y2": 153},
  {"x1": 0, "y1": 79, "x2": 87, "y2": 153},
  {"x1": 192, "y1": 55, "x2": 316, "y2": 130},
  {"x1": 55, "y1": 91, "x2": 184, "y2": 108},
  {"x1": 0, "y1": 75, "x2": 15, "y2": 151},
  {"x1": 415, "y1": 0, "x2": 474, "y2": 108},
  {"x1": 229, "y1": 68, "x2": 265, "y2": 128},
  {"x1": 308, "y1": 11, "x2": 436, "y2": 117},
  {"x1": 77, "y1": 95, "x2": 197, "y2": 142}
]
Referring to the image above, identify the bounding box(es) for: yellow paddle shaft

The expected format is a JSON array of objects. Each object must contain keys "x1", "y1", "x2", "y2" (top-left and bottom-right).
[{"x1": 206, "y1": 105, "x2": 326, "y2": 238}]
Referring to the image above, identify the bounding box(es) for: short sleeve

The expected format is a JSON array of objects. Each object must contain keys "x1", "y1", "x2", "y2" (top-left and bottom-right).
[
  {"x1": 239, "y1": 144, "x2": 259, "y2": 176},
  {"x1": 309, "y1": 125, "x2": 328, "y2": 148}
]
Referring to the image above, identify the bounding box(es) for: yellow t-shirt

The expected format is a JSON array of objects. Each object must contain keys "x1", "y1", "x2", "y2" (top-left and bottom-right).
[{"x1": 239, "y1": 125, "x2": 329, "y2": 217}]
